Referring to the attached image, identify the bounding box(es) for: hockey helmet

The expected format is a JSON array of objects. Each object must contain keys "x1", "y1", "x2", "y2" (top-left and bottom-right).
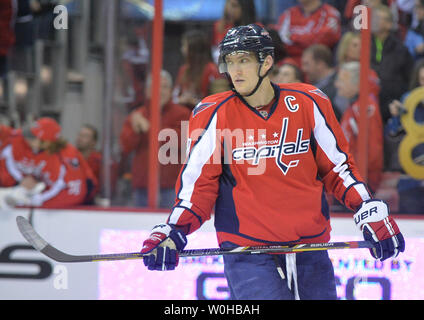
[{"x1": 218, "y1": 24, "x2": 274, "y2": 74}]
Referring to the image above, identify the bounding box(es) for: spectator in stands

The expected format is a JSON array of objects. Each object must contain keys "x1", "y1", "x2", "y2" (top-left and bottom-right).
[
  {"x1": 335, "y1": 62, "x2": 384, "y2": 193},
  {"x1": 0, "y1": 125, "x2": 12, "y2": 149},
  {"x1": 120, "y1": 70, "x2": 191, "y2": 208},
  {"x1": 301, "y1": 44, "x2": 341, "y2": 119},
  {"x1": 267, "y1": 28, "x2": 287, "y2": 66},
  {"x1": 386, "y1": 58, "x2": 424, "y2": 167},
  {"x1": 385, "y1": 58, "x2": 424, "y2": 213},
  {"x1": 370, "y1": 4, "x2": 414, "y2": 123},
  {"x1": 270, "y1": 62, "x2": 304, "y2": 83},
  {"x1": 0, "y1": 117, "x2": 98, "y2": 208},
  {"x1": 76, "y1": 124, "x2": 102, "y2": 191},
  {"x1": 173, "y1": 29, "x2": 221, "y2": 110},
  {"x1": 120, "y1": 27, "x2": 150, "y2": 111},
  {"x1": 335, "y1": 31, "x2": 381, "y2": 115},
  {"x1": 344, "y1": 0, "x2": 396, "y2": 21},
  {"x1": 277, "y1": 0, "x2": 341, "y2": 65},
  {"x1": 211, "y1": 0, "x2": 257, "y2": 63},
  {"x1": 404, "y1": 0, "x2": 424, "y2": 59},
  {"x1": 0, "y1": 0, "x2": 15, "y2": 78}
]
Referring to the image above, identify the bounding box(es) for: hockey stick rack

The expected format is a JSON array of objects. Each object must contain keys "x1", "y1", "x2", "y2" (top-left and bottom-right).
[{"x1": 16, "y1": 216, "x2": 373, "y2": 263}]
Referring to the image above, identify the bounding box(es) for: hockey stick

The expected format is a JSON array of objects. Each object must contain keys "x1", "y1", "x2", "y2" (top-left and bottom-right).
[{"x1": 16, "y1": 216, "x2": 373, "y2": 263}]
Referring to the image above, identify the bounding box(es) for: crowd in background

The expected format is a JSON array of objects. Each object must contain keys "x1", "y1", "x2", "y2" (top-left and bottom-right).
[{"x1": 0, "y1": 0, "x2": 423, "y2": 214}]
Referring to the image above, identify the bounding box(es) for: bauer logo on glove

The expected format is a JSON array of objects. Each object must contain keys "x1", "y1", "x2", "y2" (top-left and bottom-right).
[{"x1": 354, "y1": 200, "x2": 405, "y2": 261}]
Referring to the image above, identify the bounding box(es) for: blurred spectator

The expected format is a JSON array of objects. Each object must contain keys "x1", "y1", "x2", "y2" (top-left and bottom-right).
[
  {"x1": 120, "y1": 70, "x2": 191, "y2": 208},
  {"x1": 0, "y1": 124, "x2": 13, "y2": 149},
  {"x1": 120, "y1": 25, "x2": 150, "y2": 111},
  {"x1": 386, "y1": 58, "x2": 424, "y2": 167},
  {"x1": 0, "y1": 117, "x2": 98, "y2": 208},
  {"x1": 209, "y1": 78, "x2": 231, "y2": 94},
  {"x1": 267, "y1": 27, "x2": 287, "y2": 66},
  {"x1": 404, "y1": 0, "x2": 424, "y2": 59},
  {"x1": 211, "y1": 0, "x2": 257, "y2": 63},
  {"x1": 335, "y1": 31, "x2": 381, "y2": 115},
  {"x1": 301, "y1": 44, "x2": 341, "y2": 119},
  {"x1": 173, "y1": 29, "x2": 221, "y2": 110},
  {"x1": 385, "y1": 58, "x2": 424, "y2": 213},
  {"x1": 277, "y1": 0, "x2": 341, "y2": 65},
  {"x1": 75, "y1": 124, "x2": 102, "y2": 191},
  {"x1": 270, "y1": 62, "x2": 304, "y2": 83},
  {"x1": 371, "y1": 4, "x2": 414, "y2": 123},
  {"x1": 0, "y1": 0, "x2": 16, "y2": 78},
  {"x1": 344, "y1": 0, "x2": 397, "y2": 23},
  {"x1": 411, "y1": 0, "x2": 424, "y2": 33},
  {"x1": 335, "y1": 62, "x2": 384, "y2": 193}
]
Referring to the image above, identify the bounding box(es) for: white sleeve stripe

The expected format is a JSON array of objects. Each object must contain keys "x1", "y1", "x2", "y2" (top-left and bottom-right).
[
  {"x1": 353, "y1": 184, "x2": 371, "y2": 201},
  {"x1": 168, "y1": 207, "x2": 185, "y2": 225},
  {"x1": 178, "y1": 114, "x2": 217, "y2": 200},
  {"x1": 2, "y1": 145, "x2": 23, "y2": 181},
  {"x1": 37, "y1": 165, "x2": 67, "y2": 203},
  {"x1": 169, "y1": 114, "x2": 218, "y2": 224},
  {"x1": 312, "y1": 102, "x2": 369, "y2": 201}
]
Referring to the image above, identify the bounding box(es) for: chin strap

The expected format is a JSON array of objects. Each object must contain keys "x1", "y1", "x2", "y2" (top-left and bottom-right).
[{"x1": 238, "y1": 63, "x2": 272, "y2": 98}]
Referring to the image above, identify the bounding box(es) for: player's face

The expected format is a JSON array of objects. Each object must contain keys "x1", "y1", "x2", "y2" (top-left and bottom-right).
[{"x1": 225, "y1": 52, "x2": 261, "y2": 95}]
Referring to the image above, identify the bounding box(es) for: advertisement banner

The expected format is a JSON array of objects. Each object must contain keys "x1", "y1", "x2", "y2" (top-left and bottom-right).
[
  {"x1": 0, "y1": 208, "x2": 423, "y2": 300},
  {"x1": 98, "y1": 230, "x2": 424, "y2": 300}
]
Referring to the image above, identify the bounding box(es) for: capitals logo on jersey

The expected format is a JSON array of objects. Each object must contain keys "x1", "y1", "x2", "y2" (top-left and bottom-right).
[{"x1": 232, "y1": 117, "x2": 310, "y2": 175}]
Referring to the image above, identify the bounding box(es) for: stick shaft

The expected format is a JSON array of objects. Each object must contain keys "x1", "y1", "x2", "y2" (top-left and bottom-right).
[{"x1": 16, "y1": 216, "x2": 373, "y2": 263}]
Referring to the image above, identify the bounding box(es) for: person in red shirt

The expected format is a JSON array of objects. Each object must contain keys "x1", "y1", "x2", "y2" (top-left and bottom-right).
[
  {"x1": 277, "y1": 0, "x2": 341, "y2": 65},
  {"x1": 139, "y1": 24, "x2": 404, "y2": 300},
  {"x1": 173, "y1": 29, "x2": 222, "y2": 110},
  {"x1": 335, "y1": 61, "x2": 384, "y2": 193},
  {"x1": 0, "y1": 117, "x2": 98, "y2": 208},
  {"x1": 120, "y1": 70, "x2": 191, "y2": 208}
]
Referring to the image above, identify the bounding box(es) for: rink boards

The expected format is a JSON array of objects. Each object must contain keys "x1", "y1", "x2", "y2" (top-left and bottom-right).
[{"x1": 0, "y1": 207, "x2": 423, "y2": 300}]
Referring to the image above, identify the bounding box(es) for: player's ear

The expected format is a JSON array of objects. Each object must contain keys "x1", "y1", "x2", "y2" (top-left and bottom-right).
[{"x1": 261, "y1": 55, "x2": 274, "y2": 77}]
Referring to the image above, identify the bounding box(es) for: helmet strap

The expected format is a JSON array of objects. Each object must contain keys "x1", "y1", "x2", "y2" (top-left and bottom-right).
[{"x1": 242, "y1": 63, "x2": 271, "y2": 97}]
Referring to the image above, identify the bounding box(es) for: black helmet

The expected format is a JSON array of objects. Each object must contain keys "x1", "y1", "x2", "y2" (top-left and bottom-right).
[{"x1": 218, "y1": 24, "x2": 274, "y2": 74}]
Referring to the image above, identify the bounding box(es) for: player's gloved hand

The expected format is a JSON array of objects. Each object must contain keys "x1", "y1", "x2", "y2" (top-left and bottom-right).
[
  {"x1": 140, "y1": 224, "x2": 187, "y2": 271},
  {"x1": 354, "y1": 200, "x2": 405, "y2": 261}
]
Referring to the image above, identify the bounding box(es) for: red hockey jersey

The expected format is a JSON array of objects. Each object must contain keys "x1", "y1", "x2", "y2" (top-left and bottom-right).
[
  {"x1": 0, "y1": 135, "x2": 97, "y2": 207},
  {"x1": 277, "y1": 3, "x2": 341, "y2": 65},
  {"x1": 167, "y1": 83, "x2": 371, "y2": 247}
]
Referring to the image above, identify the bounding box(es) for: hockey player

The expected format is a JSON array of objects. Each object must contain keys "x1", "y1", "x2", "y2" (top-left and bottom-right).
[{"x1": 140, "y1": 24, "x2": 405, "y2": 300}]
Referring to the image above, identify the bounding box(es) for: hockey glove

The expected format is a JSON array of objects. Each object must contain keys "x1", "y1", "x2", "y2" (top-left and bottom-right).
[
  {"x1": 354, "y1": 200, "x2": 405, "y2": 261},
  {"x1": 140, "y1": 224, "x2": 187, "y2": 271}
]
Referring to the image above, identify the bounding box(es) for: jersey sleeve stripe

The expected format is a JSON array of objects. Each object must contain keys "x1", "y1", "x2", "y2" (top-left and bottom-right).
[
  {"x1": 353, "y1": 184, "x2": 371, "y2": 201},
  {"x1": 178, "y1": 113, "x2": 218, "y2": 201},
  {"x1": 169, "y1": 205, "x2": 203, "y2": 226},
  {"x1": 2, "y1": 145, "x2": 23, "y2": 181},
  {"x1": 168, "y1": 113, "x2": 218, "y2": 225},
  {"x1": 312, "y1": 102, "x2": 369, "y2": 201}
]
